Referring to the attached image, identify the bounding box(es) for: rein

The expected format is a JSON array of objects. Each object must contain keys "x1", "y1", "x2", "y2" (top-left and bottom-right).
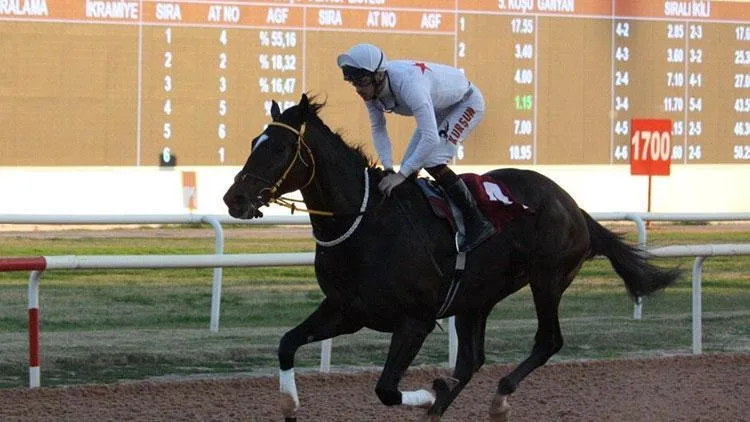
[{"x1": 272, "y1": 183, "x2": 385, "y2": 219}]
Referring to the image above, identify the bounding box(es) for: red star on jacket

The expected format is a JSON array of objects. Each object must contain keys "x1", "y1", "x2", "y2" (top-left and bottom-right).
[{"x1": 413, "y1": 62, "x2": 430, "y2": 74}]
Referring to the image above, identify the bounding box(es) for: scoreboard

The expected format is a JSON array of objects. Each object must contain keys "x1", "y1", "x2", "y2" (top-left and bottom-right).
[{"x1": 2, "y1": 0, "x2": 750, "y2": 167}]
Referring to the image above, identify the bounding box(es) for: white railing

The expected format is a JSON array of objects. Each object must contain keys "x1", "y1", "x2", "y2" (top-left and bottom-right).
[
  {"x1": 1, "y1": 253, "x2": 314, "y2": 388},
  {"x1": 0, "y1": 214, "x2": 310, "y2": 333},
  {"x1": 648, "y1": 244, "x2": 750, "y2": 355},
  {"x1": 444, "y1": 243, "x2": 750, "y2": 368},
  {"x1": 3, "y1": 212, "x2": 749, "y2": 327}
]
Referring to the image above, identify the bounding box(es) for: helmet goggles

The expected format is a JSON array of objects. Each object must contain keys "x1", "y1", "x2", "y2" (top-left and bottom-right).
[{"x1": 342, "y1": 66, "x2": 376, "y2": 87}]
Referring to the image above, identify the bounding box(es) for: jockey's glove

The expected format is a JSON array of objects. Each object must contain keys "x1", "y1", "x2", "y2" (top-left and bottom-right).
[{"x1": 378, "y1": 172, "x2": 406, "y2": 197}]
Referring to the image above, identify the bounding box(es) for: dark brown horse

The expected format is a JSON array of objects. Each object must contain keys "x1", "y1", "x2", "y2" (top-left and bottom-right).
[{"x1": 223, "y1": 94, "x2": 679, "y2": 421}]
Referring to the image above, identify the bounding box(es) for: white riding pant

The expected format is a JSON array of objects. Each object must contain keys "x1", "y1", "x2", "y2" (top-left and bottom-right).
[{"x1": 402, "y1": 87, "x2": 485, "y2": 169}]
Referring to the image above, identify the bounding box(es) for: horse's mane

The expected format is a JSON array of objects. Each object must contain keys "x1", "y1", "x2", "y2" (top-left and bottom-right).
[{"x1": 303, "y1": 96, "x2": 381, "y2": 173}]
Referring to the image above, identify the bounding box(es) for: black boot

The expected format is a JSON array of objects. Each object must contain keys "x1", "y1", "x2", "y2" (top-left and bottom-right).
[{"x1": 445, "y1": 179, "x2": 495, "y2": 251}]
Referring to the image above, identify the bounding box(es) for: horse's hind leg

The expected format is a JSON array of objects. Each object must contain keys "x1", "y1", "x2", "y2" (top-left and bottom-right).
[
  {"x1": 491, "y1": 271, "x2": 572, "y2": 421},
  {"x1": 490, "y1": 261, "x2": 582, "y2": 422},
  {"x1": 375, "y1": 317, "x2": 435, "y2": 408},
  {"x1": 424, "y1": 312, "x2": 481, "y2": 420},
  {"x1": 278, "y1": 298, "x2": 363, "y2": 421},
  {"x1": 498, "y1": 283, "x2": 564, "y2": 393}
]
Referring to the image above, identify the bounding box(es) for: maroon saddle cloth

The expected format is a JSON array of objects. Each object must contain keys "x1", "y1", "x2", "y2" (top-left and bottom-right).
[{"x1": 416, "y1": 173, "x2": 533, "y2": 234}]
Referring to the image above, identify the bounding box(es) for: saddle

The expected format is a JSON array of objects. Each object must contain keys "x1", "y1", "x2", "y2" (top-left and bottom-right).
[
  {"x1": 417, "y1": 173, "x2": 533, "y2": 318},
  {"x1": 417, "y1": 173, "x2": 532, "y2": 240}
]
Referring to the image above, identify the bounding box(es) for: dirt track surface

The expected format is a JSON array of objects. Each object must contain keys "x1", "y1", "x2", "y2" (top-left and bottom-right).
[{"x1": 0, "y1": 354, "x2": 747, "y2": 422}]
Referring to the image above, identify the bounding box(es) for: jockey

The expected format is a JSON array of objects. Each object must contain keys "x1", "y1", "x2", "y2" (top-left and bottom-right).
[{"x1": 337, "y1": 43, "x2": 494, "y2": 251}]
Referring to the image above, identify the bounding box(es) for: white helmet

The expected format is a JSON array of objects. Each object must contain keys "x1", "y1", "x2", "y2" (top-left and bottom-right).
[{"x1": 336, "y1": 43, "x2": 388, "y2": 74}]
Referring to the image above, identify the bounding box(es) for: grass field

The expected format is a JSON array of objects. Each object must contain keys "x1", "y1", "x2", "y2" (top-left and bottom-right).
[{"x1": 0, "y1": 224, "x2": 748, "y2": 388}]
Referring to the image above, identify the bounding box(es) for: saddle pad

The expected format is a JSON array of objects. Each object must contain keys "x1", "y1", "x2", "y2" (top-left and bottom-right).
[{"x1": 417, "y1": 173, "x2": 532, "y2": 233}]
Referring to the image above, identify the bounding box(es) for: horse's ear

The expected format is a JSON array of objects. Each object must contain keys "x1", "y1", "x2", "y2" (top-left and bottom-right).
[
  {"x1": 298, "y1": 93, "x2": 309, "y2": 119},
  {"x1": 270, "y1": 101, "x2": 281, "y2": 120}
]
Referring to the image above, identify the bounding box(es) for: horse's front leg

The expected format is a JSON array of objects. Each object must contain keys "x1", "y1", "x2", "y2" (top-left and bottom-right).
[
  {"x1": 278, "y1": 298, "x2": 363, "y2": 421},
  {"x1": 375, "y1": 317, "x2": 436, "y2": 409}
]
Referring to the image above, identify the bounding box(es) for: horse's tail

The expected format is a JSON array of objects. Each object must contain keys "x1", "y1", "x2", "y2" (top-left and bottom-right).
[{"x1": 582, "y1": 210, "x2": 680, "y2": 299}]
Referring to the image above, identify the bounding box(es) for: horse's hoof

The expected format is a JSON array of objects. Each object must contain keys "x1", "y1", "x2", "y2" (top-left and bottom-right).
[
  {"x1": 432, "y1": 376, "x2": 459, "y2": 395},
  {"x1": 280, "y1": 394, "x2": 298, "y2": 420},
  {"x1": 489, "y1": 394, "x2": 511, "y2": 422},
  {"x1": 418, "y1": 412, "x2": 441, "y2": 422}
]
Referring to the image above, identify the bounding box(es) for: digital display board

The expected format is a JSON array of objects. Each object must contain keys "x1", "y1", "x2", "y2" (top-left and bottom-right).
[{"x1": 2, "y1": 0, "x2": 749, "y2": 166}]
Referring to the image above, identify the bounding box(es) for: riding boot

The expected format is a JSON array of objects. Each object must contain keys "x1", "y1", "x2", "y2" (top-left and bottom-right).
[{"x1": 444, "y1": 178, "x2": 496, "y2": 252}]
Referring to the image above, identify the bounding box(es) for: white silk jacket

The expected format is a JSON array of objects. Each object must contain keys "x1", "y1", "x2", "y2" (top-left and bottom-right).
[{"x1": 364, "y1": 60, "x2": 473, "y2": 177}]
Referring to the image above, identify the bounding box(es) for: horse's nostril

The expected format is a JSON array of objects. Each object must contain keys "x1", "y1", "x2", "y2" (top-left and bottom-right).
[
  {"x1": 233, "y1": 195, "x2": 249, "y2": 210},
  {"x1": 224, "y1": 189, "x2": 246, "y2": 207}
]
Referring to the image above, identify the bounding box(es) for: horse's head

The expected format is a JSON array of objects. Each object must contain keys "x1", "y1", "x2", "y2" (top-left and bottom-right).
[{"x1": 224, "y1": 94, "x2": 315, "y2": 219}]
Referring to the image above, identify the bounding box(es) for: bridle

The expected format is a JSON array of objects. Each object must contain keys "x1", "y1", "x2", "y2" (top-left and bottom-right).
[
  {"x1": 264, "y1": 121, "x2": 316, "y2": 200},
  {"x1": 240, "y1": 117, "x2": 386, "y2": 246},
  {"x1": 246, "y1": 120, "x2": 378, "y2": 219},
  {"x1": 240, "y1": 120, "x2": 330, "y2": 215}
]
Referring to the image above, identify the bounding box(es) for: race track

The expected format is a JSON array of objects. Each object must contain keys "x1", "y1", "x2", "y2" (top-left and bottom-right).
[{"x1": 0, "y1": 354, "x2": 747, "y2": 421}]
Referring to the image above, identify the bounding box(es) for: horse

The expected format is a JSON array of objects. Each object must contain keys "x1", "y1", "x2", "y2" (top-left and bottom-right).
[{"x1": 223, "y1": 94, "x2": 680, "y2": 421}]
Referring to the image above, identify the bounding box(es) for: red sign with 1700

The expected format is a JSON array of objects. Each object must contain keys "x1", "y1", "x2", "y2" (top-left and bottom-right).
[{"x1": 630, "y1": 119, "x2": 672, "y2": 176}]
